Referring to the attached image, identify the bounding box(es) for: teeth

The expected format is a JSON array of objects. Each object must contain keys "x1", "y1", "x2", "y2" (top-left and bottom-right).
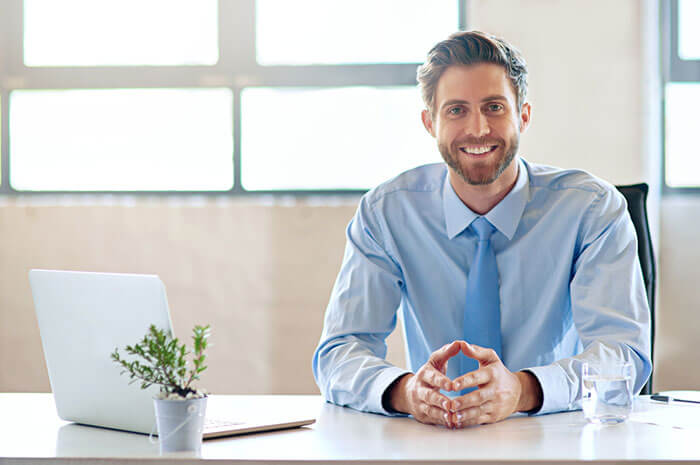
[{"x1": 460, "y1": 145, "x2": 494, "y2": 155}]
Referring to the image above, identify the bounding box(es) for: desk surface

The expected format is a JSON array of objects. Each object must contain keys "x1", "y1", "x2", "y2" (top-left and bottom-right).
[{"x1": 2, "y1": 393, "x2": 700, "y2": 464}]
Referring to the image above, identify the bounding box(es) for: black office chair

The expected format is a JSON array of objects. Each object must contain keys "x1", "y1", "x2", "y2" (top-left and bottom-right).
[{"x1": 615, "y1": 183, "x2": 656, "y2": 395}]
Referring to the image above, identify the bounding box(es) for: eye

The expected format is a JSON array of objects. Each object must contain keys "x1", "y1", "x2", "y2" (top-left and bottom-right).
[
  {"x1": 447, "y1": 106, "x2": 463, "y2": 116},
  {"x1": 487, "y1": 103, "x2": 504, "y2": 112}
]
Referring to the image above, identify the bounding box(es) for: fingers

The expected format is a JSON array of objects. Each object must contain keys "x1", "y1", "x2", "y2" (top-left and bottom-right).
[
  {"x1": 429, "y1": 341, "x2": 463, "y2": 367},
  {"x1": 450, "y1": 401, "x2": 495, "y2": 427},
  {"x1": 417, "y1": 385, "x2": 452, "y2": 412},
  {"x1": 449, "y1": 364, "x2": 522, "y2": 428},
  {"x1": 408, "y1": 341, "x2": 465, "y2": 428},
  {"x1": 416, "y1": 401, "x2": 452, "y2": 427},
  {"x1": 453, "y1": 367, "x2": 492, "y2": 392},
  {"x1": 451, "y1": 384, "x2": 495, "y2": 411},
  {"x1": 409, "y1": 383, "x2": 452, "y2": 427},
  {"x1": 423, "y1": 341, "x2": 463, "y2": 391},
  {"x1": 418, "y1": 364, "x2": 453, "y2": 391},
  {"x1": 460, "y1": 342, "x2": 500, "y2": 364},
  {"x1": 410, "y1": 341, "x2": 508, "y2": 429}
]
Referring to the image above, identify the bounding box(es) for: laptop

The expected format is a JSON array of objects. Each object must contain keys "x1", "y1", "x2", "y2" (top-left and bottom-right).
[{"x1": 29, "y1": 269, "x2": 315, "y2": 439}]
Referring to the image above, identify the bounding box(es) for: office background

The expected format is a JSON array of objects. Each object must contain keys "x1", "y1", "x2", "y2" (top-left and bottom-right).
[{"x1": 1, "y1": 0, "x2": 697, "y2": 395}]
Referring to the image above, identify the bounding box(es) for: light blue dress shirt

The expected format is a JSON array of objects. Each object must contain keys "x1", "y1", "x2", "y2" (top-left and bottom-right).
[{"x1": 312, "y1": 158, "x2": 652, "y2": 416}]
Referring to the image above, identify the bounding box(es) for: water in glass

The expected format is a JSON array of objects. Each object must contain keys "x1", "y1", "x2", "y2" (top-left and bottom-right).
[{"x1": 582, "y1": 362, "x2": 633, "y2": 424}]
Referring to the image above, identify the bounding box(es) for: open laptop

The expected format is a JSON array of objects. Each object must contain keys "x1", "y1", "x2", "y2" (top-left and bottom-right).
[{"x1": 29, "y1": 269, "x2": 315, "y2": 439}]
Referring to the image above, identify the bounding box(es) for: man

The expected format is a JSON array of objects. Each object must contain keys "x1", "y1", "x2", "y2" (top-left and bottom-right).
[{"x1": 312, "y1": 31, "x2": 651, "y2": 429}]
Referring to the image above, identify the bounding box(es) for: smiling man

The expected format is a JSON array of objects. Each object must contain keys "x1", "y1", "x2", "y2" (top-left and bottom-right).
[{"x1": 312, "y1": 31, "x2": 651, "y2": 428}]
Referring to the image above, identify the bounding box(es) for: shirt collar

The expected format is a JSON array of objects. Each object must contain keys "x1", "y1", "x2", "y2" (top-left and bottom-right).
[{"x1": 442, "y1": 157, "x2": 530, "y2": 241}]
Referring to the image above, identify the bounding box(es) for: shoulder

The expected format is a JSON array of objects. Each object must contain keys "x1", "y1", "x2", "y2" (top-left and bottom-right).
[
  {"x1": 523, "y1": 160, "x2": 629, "y2": 244},
  {"x1": 524, "y1": 159, "x2": 617, "y2": 199},
  {"x1": 362, "y1": 163, "x2": 446, "y2": 210},
  {"x1": 350, "y1": 163, "x2": 445, "y2": 247},
  {"x1": 523, "y1": 159, "x2": 624, "y2": 213}
]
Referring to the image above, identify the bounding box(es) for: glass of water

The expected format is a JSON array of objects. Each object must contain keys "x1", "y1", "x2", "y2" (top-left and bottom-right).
[{"x1": 582, "y1": 361, "x2": 633, "y2": 424}]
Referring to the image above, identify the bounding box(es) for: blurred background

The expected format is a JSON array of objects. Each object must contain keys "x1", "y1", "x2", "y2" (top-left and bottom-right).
[{"x1": 0, "y1": 0, "x2": 698, "y2": 395}]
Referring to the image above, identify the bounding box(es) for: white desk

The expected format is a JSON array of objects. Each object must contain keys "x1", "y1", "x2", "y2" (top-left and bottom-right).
[{"x1": 1, "y1": 393, "x2": 700, "y2": 464}]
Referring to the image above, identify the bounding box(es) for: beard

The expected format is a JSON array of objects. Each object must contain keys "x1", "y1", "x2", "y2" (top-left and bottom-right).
[{"x1": 438, "y1": 134, "x2": 519, "y2": 186}]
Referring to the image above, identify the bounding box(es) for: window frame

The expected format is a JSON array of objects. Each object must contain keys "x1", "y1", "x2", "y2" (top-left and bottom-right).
[
  {"x1": 0, "y1": 0, "x2": 467, "y2": 196},
  {"x1": 662, "y1": 0, "x2": 700, "y2": 194}
]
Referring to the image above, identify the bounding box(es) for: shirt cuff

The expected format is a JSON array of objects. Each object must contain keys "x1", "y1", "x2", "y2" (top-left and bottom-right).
[
  {"x1": 371, "y1": 366, "x2": 412, "y2": 416},
  {"x1": 523, "y1": 364, "x2": 571, "y2": 415}
]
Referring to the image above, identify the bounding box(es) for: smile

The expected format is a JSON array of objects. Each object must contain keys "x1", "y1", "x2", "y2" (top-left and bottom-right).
[{"x1": 458, "y1": 145, "x2": 498, "y2": 156}]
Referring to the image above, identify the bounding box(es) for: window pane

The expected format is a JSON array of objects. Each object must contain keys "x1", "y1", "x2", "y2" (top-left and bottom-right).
[
  {"x1": 10, "y1": 89, "x2": 233, "y2": 191},
  {"x1": 665, "y1": 83, "x2": 700, "y2": 187},
  {"x1": 23, "y1": 0, "x2": 218, "y2": 66},
  {"x1": 241, "y1": 87, "x2": 438, "y2": 190},
  {"x1": 679, "y1": 0, "x2": 700, "y2": 59},
  {"x1": 256, "y1": 0, "x2": 458, "y2": 65}
]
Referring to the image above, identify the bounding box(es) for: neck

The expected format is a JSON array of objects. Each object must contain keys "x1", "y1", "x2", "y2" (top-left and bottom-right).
[{"x1": 450, "y1": 158, "x2": 519, "y2": 215}]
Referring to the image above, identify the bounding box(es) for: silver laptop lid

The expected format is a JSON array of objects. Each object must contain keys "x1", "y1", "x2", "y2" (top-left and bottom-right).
[{"x1": 29, "y1": 269, "x2": 173, "y2": 434}]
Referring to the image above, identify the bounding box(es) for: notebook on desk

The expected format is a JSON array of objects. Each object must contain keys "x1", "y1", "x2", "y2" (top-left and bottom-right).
[{"x1": 29, "y1": 269, "x2": 315, "y2": 439}]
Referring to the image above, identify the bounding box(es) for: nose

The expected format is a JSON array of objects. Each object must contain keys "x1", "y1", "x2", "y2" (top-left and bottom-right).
[{"x1": 464, "y1": 110, "x2": 490, "y2": 138}]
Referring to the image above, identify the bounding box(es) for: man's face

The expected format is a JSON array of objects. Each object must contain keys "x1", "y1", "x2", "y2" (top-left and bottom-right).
[{"x1": 422, "y1": 63, "x2": 530, "y2": 186}]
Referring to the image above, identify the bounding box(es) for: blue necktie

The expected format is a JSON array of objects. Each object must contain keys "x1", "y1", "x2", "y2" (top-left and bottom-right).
[{"x1": 460, "y1": 217, "x2": 502, "y2": 386}]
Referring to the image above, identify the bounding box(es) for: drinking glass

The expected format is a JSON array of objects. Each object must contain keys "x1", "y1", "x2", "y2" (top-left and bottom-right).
[{"x1": 581, "y1": 361, "x2": 633, "y2": 424}]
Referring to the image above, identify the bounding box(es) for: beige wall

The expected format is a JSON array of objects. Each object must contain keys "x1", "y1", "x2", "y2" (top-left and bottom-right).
[
  {"x1": 2, "y1": 0, "x2": 698, "y2": 394},
  {"x1": 0, "y1": 200, "x2": 361, "y2": 393},
  {"x1": 656, "y1": 197, "x2": 700, "y2": 390}
]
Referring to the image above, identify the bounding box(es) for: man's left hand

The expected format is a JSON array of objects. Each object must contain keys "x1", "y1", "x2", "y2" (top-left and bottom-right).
[{"x1": 448, "y1": 341, "x2": 542, "y2": 428}]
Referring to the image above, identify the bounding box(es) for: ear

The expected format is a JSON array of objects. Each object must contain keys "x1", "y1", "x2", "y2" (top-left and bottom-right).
[
  {"x1": 421, "y1": 109, "x2": 436, "y2": 137},
  {"x1": 519, "y1": 102, "x2": 531, "y2": 134}
]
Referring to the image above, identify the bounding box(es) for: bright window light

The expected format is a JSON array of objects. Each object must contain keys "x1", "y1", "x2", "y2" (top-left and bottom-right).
[
  {"x1": 241, "y1": 86, "x2": 438, "y2": 190},
  {"x1": 255, "y1": 0, "x2": 458, "y2": 65},
  {"x1": 665, "y1": 83, "x2": 700, "y2": 187},
  {"x1": 10, "y1": 89, "x2": 233, "y2": 191},
  {"x1": 23, "y1": 0, "x2": 219, "y2": 66},
  {"x1": 679, "y1": 0, "x2": 700, "y2": 59}
]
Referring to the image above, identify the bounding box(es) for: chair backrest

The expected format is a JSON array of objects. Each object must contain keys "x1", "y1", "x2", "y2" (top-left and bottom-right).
[{"x1": 615, "y1": 183, "x2": 656, "y2": 395}]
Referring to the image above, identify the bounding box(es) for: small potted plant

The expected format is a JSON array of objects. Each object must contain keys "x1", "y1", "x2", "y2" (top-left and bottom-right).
[{"x1": 111, "y1": 324, "x2": 211, "y2": 453}]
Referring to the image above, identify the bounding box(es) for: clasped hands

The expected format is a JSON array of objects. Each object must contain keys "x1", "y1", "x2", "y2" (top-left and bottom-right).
[{"x1": 388, "y1": 340, "x2": 542, "y2": 428}]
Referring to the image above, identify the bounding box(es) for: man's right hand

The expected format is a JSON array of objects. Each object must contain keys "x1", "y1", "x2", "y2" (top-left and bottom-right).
[{"x1": 387, "y1": 341, "x2": 461, "y2": 427}]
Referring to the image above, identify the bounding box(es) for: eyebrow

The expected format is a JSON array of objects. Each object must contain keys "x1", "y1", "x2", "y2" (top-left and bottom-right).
[
  {"x1": 440, "y1": 95, "x2": 509, "y2": 110},
  {"x1": 481, "y1": 95, "x2": 509, "y2": 103}
]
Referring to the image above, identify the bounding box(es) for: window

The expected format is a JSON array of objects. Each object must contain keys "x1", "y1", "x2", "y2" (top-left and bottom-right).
[
  {"x1": 10, "y1": 89, "x2": 233, "y2": 191},
  {"x1": 0, "y1": 0, "x2": 465, "y2": 194},
  {"x1": 663, "y1": 0, "x2": 700, "y2": 190}
]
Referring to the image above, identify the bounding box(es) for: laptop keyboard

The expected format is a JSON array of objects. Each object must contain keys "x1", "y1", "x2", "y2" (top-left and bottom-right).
[{"x1": 205, "y1": 418, "x2": 246, "y2": 429}]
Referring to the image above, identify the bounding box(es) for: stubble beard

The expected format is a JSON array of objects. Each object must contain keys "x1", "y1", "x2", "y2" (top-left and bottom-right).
[{"x1": 439, "y1": 134, "x2": 519, "y2": 186}]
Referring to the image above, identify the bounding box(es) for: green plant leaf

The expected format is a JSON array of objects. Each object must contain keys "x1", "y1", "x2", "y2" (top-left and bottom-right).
[{"x1": 111, "y1": 323, "x2": 211, "y2": 395}]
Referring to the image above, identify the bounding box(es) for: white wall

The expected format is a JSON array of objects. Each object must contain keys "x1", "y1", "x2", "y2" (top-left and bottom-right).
[
  {"x1": 2, "y1": 0, "x2": 697, "y2": 394},
  {"x1": 468, "y1": 0, "x2": 648, "y2": 182}
]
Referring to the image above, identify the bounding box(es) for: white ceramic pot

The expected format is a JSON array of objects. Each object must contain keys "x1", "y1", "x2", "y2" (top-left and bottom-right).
[{"x1": 153, "y1": 396, "x2": 207, "y2": 453}]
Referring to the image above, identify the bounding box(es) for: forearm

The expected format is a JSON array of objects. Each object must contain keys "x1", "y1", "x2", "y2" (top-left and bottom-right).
[
  {"x1": 313, "y1": 335, "x2": 411, "y2": 415},
  {"x1": 565, "y1": 187, "x2": 652, "y2": 401}
]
